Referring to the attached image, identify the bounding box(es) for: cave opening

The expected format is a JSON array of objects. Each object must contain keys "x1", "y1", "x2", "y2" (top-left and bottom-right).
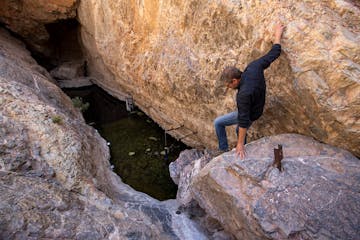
[{"x1": 32, "y1": 18, "x2": 84, "y2": 71}]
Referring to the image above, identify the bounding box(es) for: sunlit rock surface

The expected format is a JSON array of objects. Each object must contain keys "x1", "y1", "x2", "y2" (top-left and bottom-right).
[
  {"x1": 184, "y1": 134, "x2": 360, "y2": 239},
  {"x1": 0, "y1": 28, "x2": 208, "y2": 239},
  {"x1": 78, "y1": 0, "x2": 360, "y2": 156}
]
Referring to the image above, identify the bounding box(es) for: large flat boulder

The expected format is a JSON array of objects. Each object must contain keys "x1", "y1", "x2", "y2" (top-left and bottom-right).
[
  {"x1": 78, "y1": 0, "x2": 360, "y2": 156},
  {"x1": 190, "y1": 134, "x2": 360, "y2": 239}
]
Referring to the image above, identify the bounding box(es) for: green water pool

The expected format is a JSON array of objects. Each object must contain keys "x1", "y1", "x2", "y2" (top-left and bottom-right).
[{"x1": 64, "y1": 86, "x2": 186, "y2": 200}]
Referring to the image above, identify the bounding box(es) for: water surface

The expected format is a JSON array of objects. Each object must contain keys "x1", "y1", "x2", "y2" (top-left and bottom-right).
[{"x1": 64, "y1": 85, "x2": 187, "y2": 200}]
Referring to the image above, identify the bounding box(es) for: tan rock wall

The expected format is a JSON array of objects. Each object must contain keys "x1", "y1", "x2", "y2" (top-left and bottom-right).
[{"x1": 77, "y1": 0, "x2": 360, "y2": 156}]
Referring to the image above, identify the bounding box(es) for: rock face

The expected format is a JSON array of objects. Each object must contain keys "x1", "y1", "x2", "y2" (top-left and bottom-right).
[
  {"x1": 0, "y1": 28, "x2": 208, "y2": 239},
  {"x1": 170, "y1": 149, "x2": 212, "y2": 205},
  {"x1": 77, "y1": 0, "x2": 360, "y2": 156},
  {"x1": 170, "y1": 150, "x2": 237, "y2": 239},
  {"x1": 169, "y1": 149, "x2": 204, "y2": 186},
  {"x1": 177, "y1": 134, "x2": 360, "y2": 239},
  {"x1": 0, "y1": 0, "x2": 78, "y2": 53}
]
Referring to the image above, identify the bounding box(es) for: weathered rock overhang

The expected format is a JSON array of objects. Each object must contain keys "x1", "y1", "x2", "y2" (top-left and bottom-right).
[{"x1": 76, "y1": 0, "x2": 360, "y2": 156}]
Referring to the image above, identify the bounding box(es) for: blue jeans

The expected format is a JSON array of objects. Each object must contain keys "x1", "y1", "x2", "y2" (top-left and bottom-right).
[
  {"x1": 214, "y1": 111, "x2": 250, "y2": 151},
  {"x1": 214, "y1": 111, "x2": 239, "y2": 151}
]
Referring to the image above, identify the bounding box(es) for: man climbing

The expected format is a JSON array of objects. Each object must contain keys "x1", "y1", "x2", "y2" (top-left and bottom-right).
[{"x1": 214, "y1": 23, "x2": 285, "y2": 159}]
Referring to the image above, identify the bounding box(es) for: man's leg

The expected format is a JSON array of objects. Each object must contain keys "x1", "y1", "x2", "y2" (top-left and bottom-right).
[{"x1": 214, "y1": 111, "x2": 238, "y2": 151}]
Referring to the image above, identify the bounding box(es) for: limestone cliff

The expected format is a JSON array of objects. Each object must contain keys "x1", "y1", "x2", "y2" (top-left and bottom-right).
[{"x1": 78, "y1": 0, "x2": 360, "y2": 156}]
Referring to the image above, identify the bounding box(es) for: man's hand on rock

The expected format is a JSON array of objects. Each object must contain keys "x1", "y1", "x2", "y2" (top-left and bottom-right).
[
  {"x1": 236, "y1": 143, "x2": 246, "y2": 160},
  {"x1": 274, "y1": 23, "x2": 285, "y2": 44}
]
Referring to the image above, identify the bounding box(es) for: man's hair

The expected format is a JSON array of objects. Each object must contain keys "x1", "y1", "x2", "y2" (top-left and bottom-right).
[{"x1": 220, "y1": 66, "x2": 242, "y2": 83}]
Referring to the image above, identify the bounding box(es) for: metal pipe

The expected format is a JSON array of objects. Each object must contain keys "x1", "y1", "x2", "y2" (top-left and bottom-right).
[
  {"x1": 165, "y1": 125, "x2": 184, "y2": 132},
  {"x1": 179, "y1": 132, "x2": 197, "y2": 141},
  {"x1": 273, "y1": 144, "x2": 283, "y2": 171}
]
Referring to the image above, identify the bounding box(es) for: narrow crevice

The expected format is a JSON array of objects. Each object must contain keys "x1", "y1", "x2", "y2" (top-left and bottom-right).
[{"x1": 43, "y1": 18, "x2": 83, "y2": 69}]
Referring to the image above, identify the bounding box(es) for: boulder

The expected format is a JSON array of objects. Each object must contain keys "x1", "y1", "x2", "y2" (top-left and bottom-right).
[
  {"x1": 77, "y1": 0, "x2": 360, "y2": 156},
  {"x1": 0, "y1": 28, "x2": 208, "y2": 239},
  {"x1": 57, "y1": 77, "x2": 94, "y2": 88},
  {"x1": 170, "y1": 150, "x2": 213, "y2": 206},
  {"x1": 190, "y1": 134, "x2": 360, "y2": 239},
  {"x1": 50, "y1": 61, "x2": 85, "y2": 80},
  {"x1": 170, "y1": 150, "x2": 241, "y2": 239},
  {"x1": 50, "y1": 61, "x2": 94, "y2": 88},
  {"x1": 169, "y1": 149, "x2": 204, "y2": 185}
]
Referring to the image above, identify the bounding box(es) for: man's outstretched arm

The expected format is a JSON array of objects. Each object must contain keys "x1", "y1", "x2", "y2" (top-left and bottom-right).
[
  {"x1": 236, "y1": 23, "x2": 285, "y2": 160},
  {"x1": 253, "y1": 23, "x2": 285, "y2": 69}
]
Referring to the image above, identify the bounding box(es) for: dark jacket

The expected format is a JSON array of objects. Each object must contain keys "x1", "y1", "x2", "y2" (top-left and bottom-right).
[{"x1": 237, "y1": 44, "x2": 281, "y2": 128}]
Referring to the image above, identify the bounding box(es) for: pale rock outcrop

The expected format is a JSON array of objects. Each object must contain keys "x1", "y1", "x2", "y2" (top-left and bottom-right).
[
  {"x1": 172, "y1": 134, "x2": 360, "y2": 239},
  {"x1": 0, "y1": 28, "x2": 208, "y2": 239},
  {"x1": 78, "y1": 0, "x2": 360, "y2": 156}
]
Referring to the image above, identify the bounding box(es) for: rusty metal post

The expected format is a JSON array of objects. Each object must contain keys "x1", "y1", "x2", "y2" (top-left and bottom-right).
[
  {"x1": 273, "y1": 144, "x2": 283, "y2": 171},
  {"x1": 165, "y1": 125, "x2": 184, "y2": 132}
]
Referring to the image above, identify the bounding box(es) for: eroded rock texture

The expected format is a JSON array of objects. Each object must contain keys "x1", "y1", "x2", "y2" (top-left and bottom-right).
[
  {"x1": 78, "y1": 0, "x2": 360, "y2": 156},
  {"x1": 0, "y1": 28, "x2": 208, "y2": 239},
  {"x1": 185, "y1": 134, "x2": 360, "y2": 239}
]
